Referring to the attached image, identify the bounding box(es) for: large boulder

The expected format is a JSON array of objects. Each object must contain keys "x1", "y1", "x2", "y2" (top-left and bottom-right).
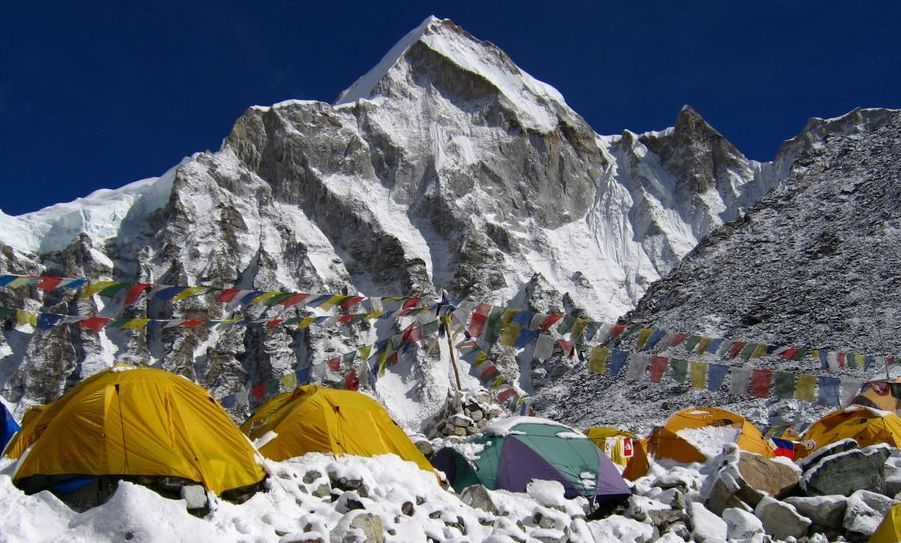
[
  {"x1": 722, "y1": 507, "x2": 765, "y2": 540},
  {"x1": 843, "y1": 489, "x2": 897, "y2": 540},
  {"x1": 737, "y1": 452, "x2": 799, "y2": 498},
  {"x1": 687, "y1": 501, "x2": 727, "y2": 542},
  {"x1": 784, "y1": 495, "x2": 848, "y2": 531},
  {"x1": 754, "y1": 496, "x2": 811, "y2": 540},
  {"x1": 801, "y1": 445, "x2": 891, "y2": 496}
]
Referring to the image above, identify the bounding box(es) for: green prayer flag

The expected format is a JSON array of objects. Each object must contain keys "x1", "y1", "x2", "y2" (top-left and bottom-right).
[
  {"x1": 774, "y1": 371, "x2": 797, "y2": 400},
  {"x1": 670, "y1": 358, "x2": 688, "y2": 383},
  {"x1": 684, "y1": 336, "x2": 701, "y2": 353},
  {"x1": 484, "y1": 307, "x2": 504, "y2": 344},
  {"x1": 556, "y1": 315, "x2": 577, "y2": 335}
]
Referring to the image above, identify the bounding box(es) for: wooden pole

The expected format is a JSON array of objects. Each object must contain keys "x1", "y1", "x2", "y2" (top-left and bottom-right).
[{"x1": 444, "y1": 315, "x2": 463, "y2": 391}]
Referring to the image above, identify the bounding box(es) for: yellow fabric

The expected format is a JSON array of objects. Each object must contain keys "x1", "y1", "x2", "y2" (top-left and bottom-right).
[
  {"x1": 241, "y1": 385, "x2": 432, "y2": 472},
  {"x1": 690, "y1": 362, "x2": 707, "y2": 389},
  {"x1": 870, "y1": 503, "x2": 901, "y2": 543},
  {"x1": 588, "y1": 347, "x2": 609, "y2": 374},
  {"x1": 584, "y1": 427, "x2": 650, "y2": 481},
  {"x1": 4, "y1": 367, "x2": 264, "y2": 494},
  {"x1": 651, "y1": 407, "x2": 775, "y2": 461},
  {"x1": 853, "y1": 378, "x2": 901, "y2": 412},
  {"x1": 797, "y1": 406, "x2": 901, "y2": 458}
]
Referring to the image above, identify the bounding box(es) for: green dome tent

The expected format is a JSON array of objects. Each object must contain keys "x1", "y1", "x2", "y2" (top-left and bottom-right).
[{"x1": 431, "y1": 417, "x2": 630, "y2": 502}]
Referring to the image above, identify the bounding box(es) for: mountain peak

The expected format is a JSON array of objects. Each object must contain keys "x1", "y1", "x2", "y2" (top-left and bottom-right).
[{"x1": 335, "y1": 16, "x2": 569, "y2": 133}]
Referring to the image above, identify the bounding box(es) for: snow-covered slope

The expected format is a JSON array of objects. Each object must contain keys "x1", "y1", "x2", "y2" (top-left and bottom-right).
[{"x1": 0, "y1": 16, "x2": 892, "y2": 432}]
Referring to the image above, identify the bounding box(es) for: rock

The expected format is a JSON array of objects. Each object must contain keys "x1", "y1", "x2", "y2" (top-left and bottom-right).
[
  {"x1": 655, "y1": 488, "x2": 685, "y2": 510},
  {"x1": 449, "y1": 414, "x2": 473, "y2": 428},
  {"x1": 704, "y1": 477, "x2": 748, "y2": 516},
  {"x1": 885, "y1": 474, "x2": 901, "y2": 497},
  {"x1": 460, "y1": 484, "x2": 499, "y2": 515},
  {"x1": 179, "y1": 485, "x2": 208, "y2": 512},
  {"x1": 663, "y1": 522, "x2": 690, "y2": 541},
  {"x1": 312, "y1": 483, "x2": 332, "y2": 499},
  {"x1": 754, "y1": 495, "x2": 811, "y2": 540},
  {"x1": 801, "y1": 446, "x2": 891, "y2": 496},
  {"x1": 687, "y1": 501, "x2": 728, "y2": 542},
  {"x1": 843, "y1": 489, "x2": 896, "y2": 539},
  {"x1": 738, "y1": 451, "x2": 800, "y2": 498},
  {"x1": 336, "y1": 491, "x2": 365, "y2": 513},
  {"x1": 784, "y1": 495, "x2": 848, "y2": 530},
  {"x1": 723, "y1": 507, "x2": 764, "y2": 540},
  {"x1": 303, "y1": 470, "x2": 323, "y2": 484},
  {"x1": 345, "y1": 511, "x2": 384, "y2": 543},
  {"x1": 401, "y1": 501, "x2": 414, "y2": 516},
  {"x1": 648, "y1": 509, "x2": 684, "y2": 531},
  {"x1": 799, "y1": 438, "x2": 859, "y2": 471},
  {"x1": 414, "y1": 439, "x2": 434, "y2": 457}
]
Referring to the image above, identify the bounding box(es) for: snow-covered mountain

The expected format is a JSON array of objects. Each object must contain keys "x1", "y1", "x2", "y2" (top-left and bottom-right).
[{"x1": 0, "y1": 16, "x2": 892, "y2": 430}]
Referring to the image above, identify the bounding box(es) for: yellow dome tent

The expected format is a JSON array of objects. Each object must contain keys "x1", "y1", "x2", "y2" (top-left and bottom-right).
[
  {"x1": 870, "y1": 502, "x2": 901, "y2": 543},
  {"x1": 241, "y1": 385, "x2": 432, "y2": 471},
  {"x1": 796, "y1": 405, "x2": 901, "y2": 459},
  {"x1": 852, "y1": 378, "x2": 901, "y2": 413},
  {"x1": 4, "y1": 367, "x2": 265, "y2": 495},
  {"x1": 584, "y1": 426, "x2": 650, "y2": 481},
  {"x1": 649, "y1": 407, "x2": 774, "y2": 462}
]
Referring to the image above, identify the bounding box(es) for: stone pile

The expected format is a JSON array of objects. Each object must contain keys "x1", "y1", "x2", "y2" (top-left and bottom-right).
[
  {"x1": 617, "y1": 440, "x2": 901, "y2": 542},
  {"x1": 420, "y1": 390, "x2": 504, "y2": 440}
]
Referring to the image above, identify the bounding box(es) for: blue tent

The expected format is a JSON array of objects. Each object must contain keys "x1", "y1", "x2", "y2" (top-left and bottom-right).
[{"x1": 2, "y1": 403, "x2": 19, "y2": 452}]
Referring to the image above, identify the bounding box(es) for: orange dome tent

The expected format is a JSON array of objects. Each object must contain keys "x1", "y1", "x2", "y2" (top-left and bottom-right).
[
  {"x1": 649, "y1": 407, "x2": 774, "y2": 463},
  {"x1": 796, "y1": 405, "x2": 901, "y2": 459}
]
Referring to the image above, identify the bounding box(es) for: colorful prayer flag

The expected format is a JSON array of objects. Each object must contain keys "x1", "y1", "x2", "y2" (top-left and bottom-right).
[
  {"x1": 670, "y1": 358, "x2": 688, "y2": 383},
  {"x1": 774, "y1": 372, "x2": 797, "y2": 400},
  {"x1": 649, "y1": 356, "x2": 668, "y2": 383},
  {"x1": 749, "y1": 369, "x2": 773, "y2": 398},
  {"x1": 588, "y1": 347, "x2": 609, "y2": 374},
  {"x1": 730, "y1": 368, "x2": 751, "y2": 396},
  {"x1": 795, "y1": 374, "x2": 817, "y2": 402},
  {"x1": 690, "y1": 361, "x2": 707, "y2": 389},
  {"x1": 707, "y1": 364, "x2": 729, "y2": 391},
  {"x1": 608, "y1": 350, "x2": 628, "y2": 376},
  {"x1": 625, "y1": 353, "x2": 649, "y2": 381}
]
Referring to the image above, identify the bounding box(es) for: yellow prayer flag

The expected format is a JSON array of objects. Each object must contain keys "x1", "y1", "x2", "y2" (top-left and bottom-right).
[
  {"x1": 472, "y1": 352, "x2": 488, "y2": 368},
  {"x1": 571, "y1": 318, "x2": 589, "y2": 341},
  {"x1": 365, "y1": 311, "x2": 385, "y2": 320},
  {"x1": 297, "y1": 317, "x2": 316, "y2": 329},
  {"x1": 7, "y1": 277, "x2": 34, "y2": 288},
  {"x1": 249, "y1": 290, "x2": 283, "y2": 305},
  {"x1": 121, "y1": 318, "x2": 151, "y2": 330},
  {"x1": 81, "y1": 281, "x2": 117, "y2": 298},
  {"x1": 690, "y1": 361, "x2": 707, "y2": 389},
  {"x1": 499, "y1": 323, "x2": 520, "y2": 346},
  {"x1": 751, "y1": 344, "x2": 768, "y2": 358},
  {"x1": 795, "y1": 374, "x2": 817, "y2": 402},
  {"x1": 854, "y1": 353, "x2": 865, "y2": 367},
  {"x1": 172, "y1": 286, "x2": 209, "y2": 301},
  {"x1": 16, "y1": 310, "x2": 37, "y2": 327},
  {"x1": 695, "y1": 337, "x2": 711, "y2": 354},
  {"x1": 317, "y1": 294, "x2": 346, "y2": 310},
  {"x1": 501, "y1": 308, "x2": 520, "y2": 323},
  {"x1": 588, "y1": 347, "x2": 609, "y2": 374},
  {"x1": 636, "y1": 328, "x2": 652, "y2": 350},
  {"x1": 280, "y1": 373, "x2": 298, "y2": 389},
  {"x1": 358, "y1": 345, "x2": 372, "y2": 360}
]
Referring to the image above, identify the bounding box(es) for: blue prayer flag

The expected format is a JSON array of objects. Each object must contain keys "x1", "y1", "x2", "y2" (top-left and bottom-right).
[
  {"x1": 816, "y1": 376, "x2": 841, "y2": 406},
  {"x1": 707, "y1": 364, "x2": 729, "y2": 391},
  {"x1": 608, "y1": 349, "x2": 628, "y2": 376}
]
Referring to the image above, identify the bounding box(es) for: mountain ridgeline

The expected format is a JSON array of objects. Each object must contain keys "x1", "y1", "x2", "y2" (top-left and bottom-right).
[{"x1": 0, "y1": 16, "x2": 897, "y2": 430}]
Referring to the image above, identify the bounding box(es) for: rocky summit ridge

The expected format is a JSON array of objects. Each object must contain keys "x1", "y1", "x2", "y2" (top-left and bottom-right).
[{"x1": 0, "y1": 16, "x2": 896, "y2": 433}]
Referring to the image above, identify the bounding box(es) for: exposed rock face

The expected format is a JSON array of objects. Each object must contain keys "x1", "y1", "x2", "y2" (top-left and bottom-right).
[
  {"x1": 0, "y1": 16, "x2": 789, "y2": 420},
  {"x1": 536, "y1": 108, "x2": 901, "y2": 432}
]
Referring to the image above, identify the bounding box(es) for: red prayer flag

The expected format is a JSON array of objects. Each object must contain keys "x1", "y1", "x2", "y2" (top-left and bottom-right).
[
  {"x1": 279, "y1": 293, "x2": 311, "y2": 307},
  {"x1": 402, "y1": 323, "x2": 422, "y2": 345},
  {"x1": 608, "y1": 324, "x2": 626, "y2": 338},
  {"x1": 388, "y1": 352, "x2": 399, "y2": 366},
  {"x1": 79, "y1": 317, "x2": 112, "y2": 331},
  {"x1": 252, "y1": 383, "x2": 266, "y2": 399},
  {"x1": 837, "y1": 353, "x2": 846, "y2": 368},
  {"x1": 467, "y1": 303, "x2": 492, "y2": 338},
  {"x1": 344, "y1": 370, "x2": 360, "y2": 391},
  {"x1": 497, "y1": 388, "x2": 517, "y2": 403},
  {"x1": 750, "y1": 369, "x2": 773, "y2": 398},
  {"x1": 539, "y1": 313, "x2": 563, "y2": 332},
  {"x1": 35, "y1": 276, "x2": 64, "y2": 291},
  {"x1": 265, "y1": 318, "x2": 284, "y2": 329},
  {"x1": 669, "y1": 333, "x2": 689, "y2": 347},
  {"x1": 781, "y1": 347, "x2": 799, "y2": 361},
  {"x1": 728, "y1": 341, "x2": 746, "y2": 359},
  {"x1": 327, "y1": 357, "x2": 341, "y2": 372},
  {"x1": 402, "y1": 297, "x2": 421, "y2": 309},
  {"x1": 340, "y1": 296, "x2": 365, "y2": 310},
  {"x1": 479, "y1": 365, "x2": 500, "y2": 381},
  {"x1": 649, "y1": 356, "x2": 668, "y2": 383},
  {"x1": 124, "y1": 283, "x2": 152, "y2": 305},
  {"x1": 215, "y1": 288, "x2": 243, "y2": 302}
]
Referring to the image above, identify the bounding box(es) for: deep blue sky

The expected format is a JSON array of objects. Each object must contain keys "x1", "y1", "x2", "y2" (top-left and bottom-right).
[{"x1": 2, "y1": 1, "x2": 899, "y2": 215}]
